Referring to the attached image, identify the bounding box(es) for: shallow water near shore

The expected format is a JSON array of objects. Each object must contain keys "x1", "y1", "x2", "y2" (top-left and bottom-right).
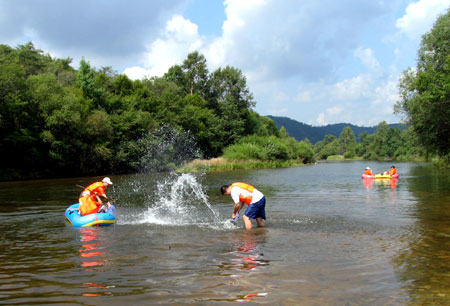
[{"x1": 0, "y1": 161, "x2": 449, "y2": 304}]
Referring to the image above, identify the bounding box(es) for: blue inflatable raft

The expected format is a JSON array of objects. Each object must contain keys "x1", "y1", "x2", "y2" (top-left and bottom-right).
[{"x1": 65, "y1": 203, "x2": 116, "y2": 227}]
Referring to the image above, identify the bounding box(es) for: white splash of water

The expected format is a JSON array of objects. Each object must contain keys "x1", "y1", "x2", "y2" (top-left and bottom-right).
[
  {"x1": 117, "y1": 173, "x2": 240, "y2": 229},
  {"x1": 136, "y1": 173, "x2": 232, "y2": 228}
]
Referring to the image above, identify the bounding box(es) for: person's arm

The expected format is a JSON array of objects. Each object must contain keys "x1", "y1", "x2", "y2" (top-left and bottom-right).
[
  {"x1": 232, "y1": 202, "x2": 244, "y2": 218},
  {"x1": 94, "y1": 186, "x2": 110, "y2": 204},
  {"x1": 100, "y1": 194, "x2": 110, "y2": 202}
]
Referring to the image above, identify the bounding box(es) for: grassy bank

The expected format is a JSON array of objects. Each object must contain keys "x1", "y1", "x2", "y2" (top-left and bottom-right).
[
  {"x1": 325, "y1": 154, "x2": 426, "y2": 162},
  {"x1": 178, "y1": 157, "x2": 307, "y2": 172}
]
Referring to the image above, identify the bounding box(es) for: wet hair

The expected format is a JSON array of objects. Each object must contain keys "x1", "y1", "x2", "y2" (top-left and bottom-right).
[
  {"x1": 220, "y1": 185, "x2": 230, "y2": 195},
  {"x1": 391, "y1": 165, "x2": 396, "y2": 168}
]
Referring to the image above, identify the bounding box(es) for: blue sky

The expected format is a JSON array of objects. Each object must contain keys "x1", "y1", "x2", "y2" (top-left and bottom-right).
[{"x1": 1, "y1": 0, "x2": 449, "y2": 126}]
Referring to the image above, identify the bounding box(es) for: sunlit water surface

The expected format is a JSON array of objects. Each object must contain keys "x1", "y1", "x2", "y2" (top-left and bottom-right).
[{"x1": 0, "y1": 161, "x2": 449, "y2": 305}]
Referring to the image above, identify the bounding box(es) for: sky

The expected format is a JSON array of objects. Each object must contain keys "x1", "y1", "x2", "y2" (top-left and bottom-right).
[{"x1": 1, "y1": 0, "x2": 449, "y2": 127}]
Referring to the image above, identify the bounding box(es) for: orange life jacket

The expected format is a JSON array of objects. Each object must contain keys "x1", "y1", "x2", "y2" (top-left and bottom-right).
[
  {"x1": 79, "y1": 194, "x2": 102, "y2": 216},
  {"x1": 82, "y1": 182, "x2": 105, "y2": 197},
  {"x1": 231, "y1": 182, "x2": 255, "y2": 205},
  {"x1": 79, "y1": 182, "x2": 105, "y2": 216},
  {"x1": 364, "y1": 169, "x2": 373, "y2": 175},
  {"x1": 389, "y1": 168, "x2": 397, "y2": 175}
]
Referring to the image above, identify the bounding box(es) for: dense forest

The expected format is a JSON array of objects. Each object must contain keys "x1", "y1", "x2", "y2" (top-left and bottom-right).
[
  {"x1": 0, "y1": 43, "x2": 304, "y2": 180},
  {"x1": 1, "y1": 8, "x2": 448, "y2": 180},
  {"x1": 312, "y1": 123, "x2": 423, "y2": 161}
]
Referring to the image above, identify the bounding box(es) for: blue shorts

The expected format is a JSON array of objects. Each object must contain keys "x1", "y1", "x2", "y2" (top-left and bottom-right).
[{"x1": 244, "y1": 196, "x2": 266, "y2": 220}]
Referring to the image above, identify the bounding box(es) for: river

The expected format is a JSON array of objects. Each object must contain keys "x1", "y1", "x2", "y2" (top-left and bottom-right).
[{"x1": 0, "y1": 161, "x2": 449, "y2": 305}]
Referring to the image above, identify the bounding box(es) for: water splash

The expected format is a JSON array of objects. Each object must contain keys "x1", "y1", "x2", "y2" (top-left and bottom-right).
[
  {"x1": 125, "y1": 173, "x2": 236, "y2": 229},
  {"x1": 135, "y1": 125, "x2": 200, "y2": 173}
]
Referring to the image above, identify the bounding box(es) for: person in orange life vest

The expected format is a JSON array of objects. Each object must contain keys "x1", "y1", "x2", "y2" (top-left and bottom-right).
[
  {"x1": 385, "y1": 165, "x2": 397, "y2": 176},
  {"x1": 221, "y1": 182, "x2": 266, "y2": 229},
  {"x1": 364, "y1": 167, "x2": 373, "y2": 176},
  {"x1": 79, "y1": 177, "x2": 113, "y2": 216}
]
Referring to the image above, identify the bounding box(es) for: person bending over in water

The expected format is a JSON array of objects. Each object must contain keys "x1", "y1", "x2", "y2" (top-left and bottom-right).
[{"x1": 221, "y1": 182, "x2": 266, "y2": 229}]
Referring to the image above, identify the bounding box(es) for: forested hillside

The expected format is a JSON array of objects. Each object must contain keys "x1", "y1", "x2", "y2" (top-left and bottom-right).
[{"x1": 268, "y1": 116, "x2": 405, "y2": 143}]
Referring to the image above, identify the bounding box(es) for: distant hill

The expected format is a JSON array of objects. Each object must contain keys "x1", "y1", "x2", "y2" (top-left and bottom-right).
[{"x1": 267, "y1": 116, "x2": 405, "y2": 144}]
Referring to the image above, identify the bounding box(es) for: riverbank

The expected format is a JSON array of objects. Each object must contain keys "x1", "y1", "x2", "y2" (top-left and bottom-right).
[{"x1": 178, "y1": 157, "x2": 307, "y2": 172}]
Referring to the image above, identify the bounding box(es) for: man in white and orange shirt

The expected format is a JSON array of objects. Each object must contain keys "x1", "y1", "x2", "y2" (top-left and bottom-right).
[{"x1": 221, "y1": 182, "x2": 266, "y2": 229}]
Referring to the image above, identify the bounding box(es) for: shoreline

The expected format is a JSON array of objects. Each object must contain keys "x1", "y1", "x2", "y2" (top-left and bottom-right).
[{"x1": 177, "y1": 157, "x2": 308, "y2": 172}]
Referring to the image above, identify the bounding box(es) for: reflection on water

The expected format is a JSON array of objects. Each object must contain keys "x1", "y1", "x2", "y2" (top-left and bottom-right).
[
  {"x1": 213, "y1": 229, "x2": 270, "y2": 302},
  {"x1": 230, "y1": 230, "x2": 270, "y2": 302},
  {"x1": 230, "y1": 230, "x2": 268, "y2": 274},
  {"x1": 79, "y1": 228, "x2": 107, "y2": 270},
  {"x1": 0, "y1": 161, "x2": 449, "y2": 304},
  {"x1": 362, "y1": 177, "x2": 398, "y2": 189},
  {"x1": 392, "y1": 164, "x2": 450, "y2": 305},
  {"x1": 78, "y1": 228, "x2": 115, "y2": 297}
]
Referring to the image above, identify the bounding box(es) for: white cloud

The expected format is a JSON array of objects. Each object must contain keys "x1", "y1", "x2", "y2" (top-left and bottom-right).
[
  {"x1": 317, "y1": 113, "x2": 327, "y2": 126},
  {"x1": 372, "y1": 75, "x2": 400, "y2": 117},
  {"x1": 396, "y1": 0, "x2": 450, "y2": 39},
  {"x1": 313, "y1": 106, "x2": 344, "y2": 126},
  {"x1": 277, "y1": 45, "x2": 401, "y2": 126},
  {"x1": 327, "y1": 107, "x2": 343, "y2": 116},
  {"x1": 333, "y1": 74, "x2": 373, "y2": 101},
  {"x1": 0, "y1": 1, "x2": 187, "y2": 69},
  {"x1": 295, "y1": 91, "x2": 312, "y2": 103},
  {"x1": 206, "y1": 0, "x2": 388, "y2": 83},
  {"x1": 354, "y1": 47, "x2": 382, "y2": 73},
  {"x1": 123, "y1": 66, "x2": 153, "y2": 80},
  {"x1": 124, "y1": 15, "x2": 204, "y2": 79}
]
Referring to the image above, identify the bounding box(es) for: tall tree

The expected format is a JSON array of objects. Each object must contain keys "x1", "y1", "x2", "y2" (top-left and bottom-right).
[
  {"x1": 339, "y1": 126, "x2": 356, "y2": 154},
  {"x1": 164, "y1": 51, "x2": 210, "y2": 99},
  {"x1": 76, "y1": 58, "x2": 97, "y2": 100},
  {"x1": 210, "y1": 66, "x2": 255, "y2": 148},
  {"x1": 181, "y1": 51, "x2": 209, "y2": 97},
  {"x1": 395, "y1": 8, "x2": 450, "y2": 157}
]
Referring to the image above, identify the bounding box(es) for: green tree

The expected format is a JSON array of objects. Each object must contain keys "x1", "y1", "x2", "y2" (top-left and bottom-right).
[
  {"x1": 76, "y1": 58, "x2": 99, "y2": 100},
  {"x1": 178, "y1": 94, "x2": 219, "y2": 157},
  {"x1": 164, "y1": 51, "x2": 210, "y2": 99},
  {"x1": 279, "y1": 126, "x2": 290, "y2": 138},
  {"x1": 16, "y1": 42, "x2": 49, "y2": 76},
  {"x1": 181, "y1": 51, "x2": 210, "y2": 97},
  {"x1": 339, "y1": 126, "x2": 356, "y2": 155},
  {"x1": 395, "y1": 8, "x2": 450, "y2": 158},
  {"x1": 314, "y1": 134, "x2": 338, "y2": 159},
  {"x1": 245, "y1": 112, "x2": 279, "y2": 137},
  {"x1": 113, "y1": 74, "x2": 133, "y2": 96},
  {"x1": 298, "y1": 140, "x2": 315, "y2": 163},
  {"x1": 210, "y1": 66, "x2": 255, "y2": 149}
]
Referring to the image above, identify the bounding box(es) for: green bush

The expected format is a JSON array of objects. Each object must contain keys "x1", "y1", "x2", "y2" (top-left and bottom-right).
[
  {"x1": 223, "y1": 143, "x2": 260, "y2": 160},
  {"x1": 222, "y1": 134, "x2": 314, "y2": 163}
]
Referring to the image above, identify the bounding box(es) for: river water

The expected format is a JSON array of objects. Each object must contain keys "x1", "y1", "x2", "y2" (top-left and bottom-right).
[{"x1": 0, "y1": 161, "x2": 449, "y2": 305}]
